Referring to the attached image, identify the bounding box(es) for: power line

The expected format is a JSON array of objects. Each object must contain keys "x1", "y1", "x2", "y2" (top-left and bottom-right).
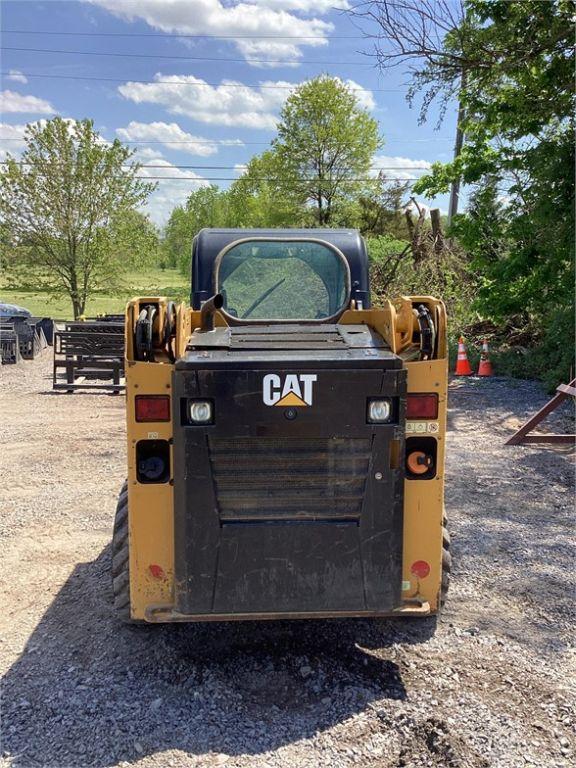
[
  {"x1": 0, "y1": 137, "x2": 243, "y2": 144},
  {"x1": 0, "y1": 136, "x2": 451, "y2": 145},
  {"x1": 0, "y1": 163, "x2": 421, "y2": 182},
  {"x1": 127, "y1": 177, "x2": 419, "y2": 182},
  {"x1": 0, "y1": 135, "x2": 452, "y2": 145},
  {"x1": 141, "y1": 165, "x2": 429, "y2": 171},
  {"x1": 109, "y1": 138, "x2": 449, "y2": 144},
  {"x1": 0, "y1": 160, "x2": 432, "y2": 171},
  {"x1": 0, "y1": 45, "x2": 372, "y2": 67},
  {"x1": 0, "y1": 70, "x2": 402, "y2": 93},
  {"x1": 2, "y1": 28, "x2": 368, "y2": 41}
]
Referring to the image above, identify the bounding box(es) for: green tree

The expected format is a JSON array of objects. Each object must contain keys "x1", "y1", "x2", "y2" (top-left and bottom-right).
[
  {"x1": 161, "y1": 186, "x2": 233, "y2": 276},
  {"x1": 185, "y1": 185, "x2": 229, "y2": 233},
  {"x1": 227, "y1": 151, "x2": 300, "y2": 228},
  {"x1": 354, "y1": 0, "x2": 575, "y2": 384},
  {"x1": 271, "y1": 76, "x2": 382, "y2": 225},
  {"x1": 162, "y1": 205, "x2": 191, "y2": 270},
  {"x1": 0, "y1": 117, "x2": 154, "y2": 318},
  {"x1": 99, "y1": 209, "x2": 160, "y2": 272},
  {"x1": 358, "y1": 174, "x2": 411, "y2": 237},
  {"x1": 178, "y1": 186, "x2": 231, "y2": 274}
]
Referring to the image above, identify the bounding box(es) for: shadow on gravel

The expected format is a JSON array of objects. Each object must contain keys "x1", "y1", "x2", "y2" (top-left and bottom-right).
[{"x1": 3, "y1": 546, "x2": 436, "y2": 767}]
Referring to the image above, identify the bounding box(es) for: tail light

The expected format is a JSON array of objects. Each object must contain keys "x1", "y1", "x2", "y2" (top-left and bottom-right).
[
  {"x1": 406, "y1": 393, "x2": 438, "y2": 420},
  {"x1": 135, "y1": 395, "x2": 170, "y2": 422}
]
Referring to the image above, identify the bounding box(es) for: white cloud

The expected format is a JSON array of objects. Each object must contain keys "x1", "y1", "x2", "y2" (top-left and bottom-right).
[
  {"x1": 246, "y1": 0, "x2": 348, "y2": 11},
  {"x1": 232, "y1": 41, "x2": 308, "y2": 69},
  {"x1": 0, "y1": 90, "x2": 55, "y2": 114},
  {"x1": 0, "y1": 122, "x2": 196, "y2": 224},
  {"x1": 0, "y1": 122, "x2": 28, "y2": 161},
  {"x1": 118, "y1": 74, "x2": 375, "y2": 131},
  {"x1": 372, "y1": 155, "x2": 431, "y2": 180},
  {"x1": 133, "y1": 147, "x2": 165, "y2": 161},
  {"x1": 6, "y1": 70, "x2": 28, "y2": 84},
  {"x1": 0, "y1": 121, "x2": 81, "y2": 161},
  {"x1": 118, "y1": 74, "x2": 289, "y2": 130},
  {"x1": 116, "y1": 121, "x2": 227, "y2": 157},
  {"x1": 86, "y1": 0, "x2": 333, "y2": 66},
  {"x1": 343, "y1": 79, "x2": 375, "y2": 111},
  {"x1": 132, "y1": 148, "x2": 210, "y2": 224},
  {"x1": 497, "y1": 194, "x2": 512, "y2": 208}
]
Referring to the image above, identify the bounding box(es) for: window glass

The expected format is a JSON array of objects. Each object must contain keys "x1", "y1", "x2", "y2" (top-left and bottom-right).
[{"x1": 217, "y1": 240, "x2": 348, "y2": 320}]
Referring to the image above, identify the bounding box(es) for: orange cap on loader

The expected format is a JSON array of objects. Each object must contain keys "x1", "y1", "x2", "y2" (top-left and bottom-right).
[
  {"x1": 477, "y1": 339, "x2": 494, "y2": 377},
  {"x1": 455, "y1": 337, "x2": 473, "y2": 376}
]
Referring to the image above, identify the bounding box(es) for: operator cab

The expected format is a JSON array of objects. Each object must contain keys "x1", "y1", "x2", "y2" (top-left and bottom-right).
[{"x1": 191, "y1": 228, "x2": 371, "y2": 319}]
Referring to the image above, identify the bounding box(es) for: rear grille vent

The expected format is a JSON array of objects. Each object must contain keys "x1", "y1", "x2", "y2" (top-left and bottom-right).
[{"x1": 208, "y1": 437, "x2": 371, "y2": 522}]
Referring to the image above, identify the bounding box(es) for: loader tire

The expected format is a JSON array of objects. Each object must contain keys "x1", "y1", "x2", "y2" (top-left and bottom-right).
[
  {"x1": 440, "y1": 524, "x2": 451, "y2": 607},
  {"x1": 111, "y1": 481, "x2": 138, "y2": 622}
]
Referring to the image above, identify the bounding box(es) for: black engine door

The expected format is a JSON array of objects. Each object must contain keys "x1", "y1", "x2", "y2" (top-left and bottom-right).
[{"x1": 172, "y1": 357, "x2": 406, "y2": 617}]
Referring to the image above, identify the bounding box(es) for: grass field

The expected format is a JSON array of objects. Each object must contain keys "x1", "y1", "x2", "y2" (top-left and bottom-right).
[{"x1": 0, "y1": 268, "x2": 190, "y2": 320}]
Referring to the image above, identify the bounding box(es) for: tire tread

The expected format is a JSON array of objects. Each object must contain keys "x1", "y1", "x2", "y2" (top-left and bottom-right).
[{"x1": 111, "y1": 481, "x2": 138, "y2": 622}]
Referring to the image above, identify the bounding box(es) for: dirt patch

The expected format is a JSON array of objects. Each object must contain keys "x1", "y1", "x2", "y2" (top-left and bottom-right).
[{"x1": 1, "y1": 356, "x2": 574, "y2": 768}]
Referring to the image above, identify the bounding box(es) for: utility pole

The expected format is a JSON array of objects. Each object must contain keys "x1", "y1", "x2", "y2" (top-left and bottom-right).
[{"x1": 448, "y1": 72, "x2": 466, "y2": 226}]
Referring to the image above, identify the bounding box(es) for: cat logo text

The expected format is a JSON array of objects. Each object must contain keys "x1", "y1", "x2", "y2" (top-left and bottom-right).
[{"x1": 262, "y1": 373, "x2": 317, "y2": 407}]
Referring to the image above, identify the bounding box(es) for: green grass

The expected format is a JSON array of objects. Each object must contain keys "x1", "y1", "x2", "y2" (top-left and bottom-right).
[{"x1": 0, "y1": 268, "x2": 190, "y2": 320}]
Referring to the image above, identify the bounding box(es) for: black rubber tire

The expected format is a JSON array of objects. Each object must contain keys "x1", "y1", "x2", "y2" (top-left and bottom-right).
[
  {"x1": 111, "y1": 481, "x2": 136, "y2": 622},
  {"x1": 440, "y1": 519, "x2": 451, "y2": 607}
]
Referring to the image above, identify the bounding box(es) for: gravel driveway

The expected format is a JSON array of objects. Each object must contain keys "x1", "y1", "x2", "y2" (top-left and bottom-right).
[{"x1": 1, "y1": 355, "x2": 574, "y2": 768}]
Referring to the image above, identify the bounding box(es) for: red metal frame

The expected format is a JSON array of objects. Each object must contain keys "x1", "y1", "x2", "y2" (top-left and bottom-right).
[{"x1": 505, "y1": 379, "x2": 576, "y2": 446}]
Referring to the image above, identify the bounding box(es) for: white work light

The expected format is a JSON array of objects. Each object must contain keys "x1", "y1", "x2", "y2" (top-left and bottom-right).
[
  {"x1": 368, "y1": 398, "x2": 393, "y2": 423},
  {"x1": 189, "y1": 400, "x2": 213, "y2": 424}
]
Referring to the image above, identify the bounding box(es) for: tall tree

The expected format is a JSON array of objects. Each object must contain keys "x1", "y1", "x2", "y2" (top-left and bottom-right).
[
  {"x1": 352, "y1": 0, "x2": 575, "y2": 383},
  {"x1": 271, "y1": 76, "x2": 382, "y2": 225},
  {"x1": 358, "y1": 173, "x2": 411, "y2": 237},
  {"x1": 99, "y1": 209, "x2": 160, "y2": 272},
  {"x1": 185, "y1": 185, "x2": 229, "y2": 234},
  {"x1": 162, "y1": 205, "x2": 190, "y2": 270},
  {"x1": 0, "y1": 118, "x2": 154, "y2": 318},
  {"x1": 176, "y1": 186, "x2": 230, "y2": 274},
  {"x1": 227, "y1": 151, "x2": 301, "y2": 228}
]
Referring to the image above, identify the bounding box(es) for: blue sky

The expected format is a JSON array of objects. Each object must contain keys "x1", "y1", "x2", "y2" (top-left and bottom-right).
[{"x1": 1, "y1": 0, "x2": 459, "y2": 225}]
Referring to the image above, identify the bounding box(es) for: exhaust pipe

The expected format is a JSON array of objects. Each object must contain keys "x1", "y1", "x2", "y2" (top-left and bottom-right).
[{"x1": 199, "y1": 293, "x2": 224, "y2": 332}]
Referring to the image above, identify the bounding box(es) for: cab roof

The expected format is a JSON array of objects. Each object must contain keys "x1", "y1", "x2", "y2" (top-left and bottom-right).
[{"x1": 191, "y1": 228, "x2": 371, "y2": 310}]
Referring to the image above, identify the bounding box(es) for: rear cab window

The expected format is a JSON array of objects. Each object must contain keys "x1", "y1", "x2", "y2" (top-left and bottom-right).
[{"x1": 216, "y1": 239, "x2": 350, "y2": 321}]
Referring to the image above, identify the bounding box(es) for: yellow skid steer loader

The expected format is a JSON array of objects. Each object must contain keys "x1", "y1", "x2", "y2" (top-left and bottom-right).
[{"x1": 113, "y1": 229, "x2": 449, "y2": 623}]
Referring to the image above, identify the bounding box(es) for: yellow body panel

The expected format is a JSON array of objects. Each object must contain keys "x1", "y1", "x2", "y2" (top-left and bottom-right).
[
  {"x1": 124, "y1": 297, "x2": 448, "y2": 621},
  {"x1": 402, "y1": 358, "x2": 448, "y2": 612},
  {"x1": 125, "y1": 357, "x2": 174, "y2": 619}
]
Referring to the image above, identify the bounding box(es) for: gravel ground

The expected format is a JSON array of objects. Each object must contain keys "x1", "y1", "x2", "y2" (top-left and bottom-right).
[{"x1": 1, "y1": 354, "x2": 574, "y2": 768}]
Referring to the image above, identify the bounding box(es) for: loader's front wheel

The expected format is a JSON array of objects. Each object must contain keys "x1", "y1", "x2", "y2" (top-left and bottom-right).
[
  {"x1": 440, "y1": 524, "x2": 451, "y2": 607},
  {"x1": 111, "y1": 481, "x2": 137, "y2": 622}
]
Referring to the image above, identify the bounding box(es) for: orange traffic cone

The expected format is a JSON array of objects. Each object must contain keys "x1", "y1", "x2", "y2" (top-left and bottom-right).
[
  {"x1": 477, "y1": 339, "x2": 494, "y2": 377},
  {"x1": 455, "y1": 337, "x2": 473, "y2": 376}
]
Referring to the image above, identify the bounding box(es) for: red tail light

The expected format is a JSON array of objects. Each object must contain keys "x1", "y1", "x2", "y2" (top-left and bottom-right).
[
  {"x1": 406, "y1": 393, "x2": 438, "y2": 419},
  {"x1": 135, "y1": 395, "x2": 170, "y2": 422}
]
